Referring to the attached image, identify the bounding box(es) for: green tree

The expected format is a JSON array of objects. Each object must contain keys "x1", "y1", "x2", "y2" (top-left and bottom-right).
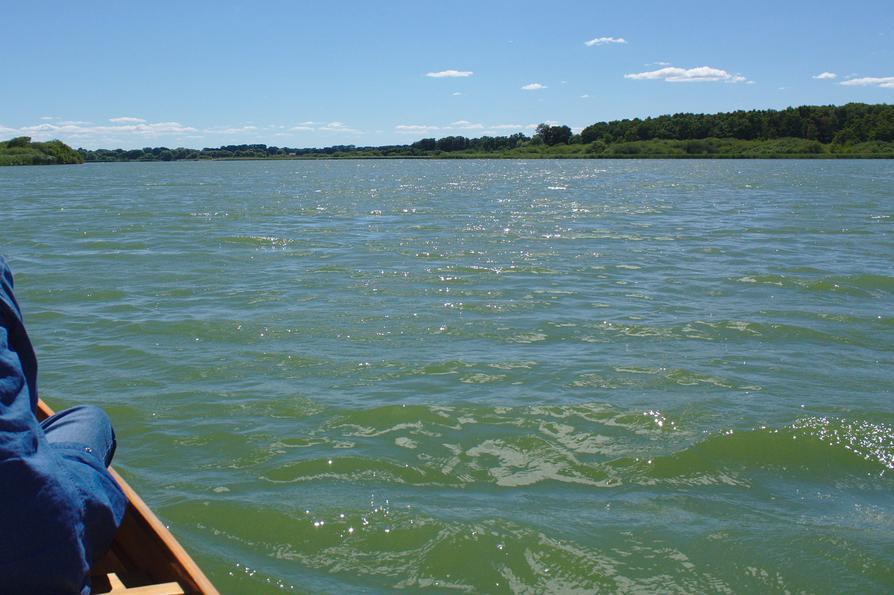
[
  {"x1": 535, "y1": 124, "x2": 572, "y2": 146},
  {"x1": 7, "y1": 136, "x2": 32, "y2": 148}
]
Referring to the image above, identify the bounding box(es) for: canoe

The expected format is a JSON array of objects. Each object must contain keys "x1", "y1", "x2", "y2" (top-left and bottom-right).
[{"x1": 36, "y1": 399, "x2": 219, "y2": 595}]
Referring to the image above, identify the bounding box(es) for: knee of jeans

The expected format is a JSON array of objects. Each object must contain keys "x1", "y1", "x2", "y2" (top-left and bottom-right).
[
  {"x1": 64, "y1": 404, "x2": 115, "y2": 441},
  {"x1": 67, "y1": 404, "x2": 112, "y2": 426},
  {"x1": 64, "y1": 404, "x2": 117, "y2": 464}
]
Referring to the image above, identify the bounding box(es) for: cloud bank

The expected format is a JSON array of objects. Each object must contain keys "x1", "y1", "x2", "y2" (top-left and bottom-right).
[
  {"x1": 840, "y1": 76, "x2": 894, "y2": 89},
  {"x1": 625, "y1": 66, "x2": 747, "y2": 83},
  {"x1": 394, "y1": 121, "x2": 537, "y2": 135},
  {"x1": 16, "y1": 120, "x2": 197, "y2": 137},
  {"x1": 289, "y1": 121, "x2": 362, "y2": 133}
]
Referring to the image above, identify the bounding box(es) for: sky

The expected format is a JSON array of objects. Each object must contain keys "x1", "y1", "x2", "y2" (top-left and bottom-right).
[{"x1": 2, "y1": 0, "x2": 893, "y2": 150}]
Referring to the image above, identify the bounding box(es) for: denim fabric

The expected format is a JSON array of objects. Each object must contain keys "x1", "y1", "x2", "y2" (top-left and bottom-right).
[
  {"x1": 41, "y1": 405, "x2": 118, "y2": 468},
  {"x1": 0, "y1": 257, "x2": 127, "y2": 595}
]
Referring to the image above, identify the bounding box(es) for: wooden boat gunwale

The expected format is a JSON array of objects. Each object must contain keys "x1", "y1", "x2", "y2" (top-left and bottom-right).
[{"x1": 36, "y1": 399, "x2": 218, "y2": 595}]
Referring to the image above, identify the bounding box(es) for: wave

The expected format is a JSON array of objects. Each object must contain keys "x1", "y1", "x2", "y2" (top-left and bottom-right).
[
  {"x1": 174, "y1": 406, "x2": 894, "y2": 593},
  {"x1": 736, "y1": 273, "x2": 894, "y2": 297},
  {"x1": 252, "y1": 404, "x2": 894, "y2": 490}
]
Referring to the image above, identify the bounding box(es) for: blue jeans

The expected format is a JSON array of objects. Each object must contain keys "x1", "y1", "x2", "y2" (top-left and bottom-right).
[{"x1": 40, "y1": 405, "x2": 118, "y2": 468}]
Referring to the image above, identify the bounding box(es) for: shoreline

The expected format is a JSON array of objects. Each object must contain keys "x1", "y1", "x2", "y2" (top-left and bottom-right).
[
  {"x1": 86, "y1": 153, "x2": 891, "y2": 162},
  {"x1": 6, "y1": 154, "x2": 893, "y2": 167}
]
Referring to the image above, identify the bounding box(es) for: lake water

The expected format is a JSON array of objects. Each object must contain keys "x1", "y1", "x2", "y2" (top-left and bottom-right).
[{"x1": 1, "y1": 159, "x2": 892, "y2": 593}]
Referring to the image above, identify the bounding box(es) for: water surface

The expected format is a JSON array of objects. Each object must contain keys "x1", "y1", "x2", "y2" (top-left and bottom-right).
[{"x1": 1, "y1": 159, "x2": 892, "y2": 593}]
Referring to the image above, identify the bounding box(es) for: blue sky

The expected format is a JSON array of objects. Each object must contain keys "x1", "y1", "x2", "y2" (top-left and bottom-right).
[{"x1": 3, "y1": 1, "x2": 892, "y2": 149}]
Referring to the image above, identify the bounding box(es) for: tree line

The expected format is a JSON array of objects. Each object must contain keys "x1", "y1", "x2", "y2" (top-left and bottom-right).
[
  {"x1": 578, "y1": 103, "x2": 894, "y2": 145},
  {"x1": 75, "y1": 103, "x2": 892, "y2": 162},
  {"x1": 4, "y1": 103, "x2": 892, "y2": 166}
]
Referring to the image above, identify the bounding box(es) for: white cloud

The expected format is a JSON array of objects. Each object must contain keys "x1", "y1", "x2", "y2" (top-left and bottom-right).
[
  {"x1": 395, "y1": 124, "x2": 441, "y2": 134},
  {"x1": 2, "y1": 115, "x2": 367, "y2": 149},
  {"x1": 205, "y1": 126, "x2": 258, "y2": 134},
  {"x1": 395, "y1": 122, "x2": 537, "y2": 135},
  {"x1": 521, "y1": 82, "x2": 547, "y2": 91},
  {"x1": 585, "y1": 36, "x2": 627, "y2": 47},
  {"x1": 451, "y1": 120, "x2": 484, "y2": 130},
  {"x1": 39, "y1": 116, "x2": 59, "y2": 121},
  {"x1": 319, "y1": 121, "x2": 361, "y2": 133},
  {"x1": 426, "y1": 69, "x2": 473, "y2": 78},
  {"x1": 452, "y1": 92, "x2": 463, "y2": 96},
  {"x1": 288, "y1": 121, "x2": 362, "y2": 134},
  {"x1": 21, "y1": 124, "x2": 56, "y2": 133},
  {"x1": 840, "y1": 76, "x2": 894, "y2": 89},
  {"x1": 1, "y1": 119, "x2": 201, "y2": 148},
  {"x1": 18, "y1": 121, "x2": 197, "y2": 136},
  {"x1": 487, "y1": 123, "x2": 537, "y2": 130},
  {"x1": 624, "y1": 65, "x2": 747, "y2": 83},
  {"x1": 812, "y1": 72, "x2": 837, "y2": 80},
  {"x1": 580, "y1": 94, "x2": 590, "y2": 98},
  {"x1": 143, "y1": 122, "x2": 199, "y2": 134}
]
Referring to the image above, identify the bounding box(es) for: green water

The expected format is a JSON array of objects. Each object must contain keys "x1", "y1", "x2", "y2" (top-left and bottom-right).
[{"x1": 2, "y1": 159, "x2": 892, "y2": 593}]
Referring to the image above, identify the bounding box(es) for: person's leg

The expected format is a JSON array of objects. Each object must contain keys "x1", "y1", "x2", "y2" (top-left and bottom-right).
[{"x1": 40, "y1": 405, "x2": 118, "y2": 467}]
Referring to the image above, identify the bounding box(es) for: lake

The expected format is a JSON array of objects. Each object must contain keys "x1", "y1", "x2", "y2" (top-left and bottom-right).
[{"x1": 1, "y1": 159, "x2": 892, "y2": 593}]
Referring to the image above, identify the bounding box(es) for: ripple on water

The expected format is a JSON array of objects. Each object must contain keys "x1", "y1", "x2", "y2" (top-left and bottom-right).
[{"x1": 241, "y1": 403, "x2": 894, "y2": 492}]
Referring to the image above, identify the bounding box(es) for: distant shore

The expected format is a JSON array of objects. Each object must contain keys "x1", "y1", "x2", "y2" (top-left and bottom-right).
[
  {"x1": 4, "y1": 102, "x2": 893, "y2": 165},
  {"x1": 179, "y1": 151, "x2": 893, "y2": 161},
  {"x1": 75, "y1": 103, "x2": 894, "y2": 163},
  {"x1": 75, "y1": 136, "x2": 894, "y2": 163}
]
